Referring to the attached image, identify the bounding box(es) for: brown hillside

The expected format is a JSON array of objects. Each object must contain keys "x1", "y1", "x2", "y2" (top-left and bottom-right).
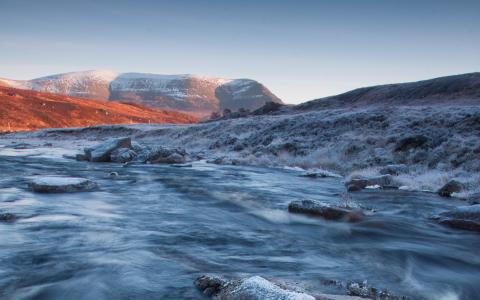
[{"x1": 0, "y1": 87, "x2": 198, "y2": 132}]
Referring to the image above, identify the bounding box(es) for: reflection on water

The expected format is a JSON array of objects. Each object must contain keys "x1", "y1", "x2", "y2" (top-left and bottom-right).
[{"x1": 0, "y1": 155, "x2": 479, "y2": 299}]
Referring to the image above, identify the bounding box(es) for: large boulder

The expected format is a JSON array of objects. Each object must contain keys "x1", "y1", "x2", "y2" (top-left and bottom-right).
[
  {"x1": 288, "y1": 200, "x2": 364, "y2": 222},
  {"x1": 29, "y1": 176, "x2": 97, "y2": 193},
  {"x1": 84, "y1": 137, "x2": 132, "y2": 162},
  {"x1": 345, "y1": 175, "x2": 397, "y2": 192},
  {"x1": 135, "y1": 146, "x2": 187, "y2": 164},
  {"x1": 432, "y1": 204, "x2": 480, "y2": 232},
  {"x1": 437, "y1": 180, "x2": 463, "y2": 197}
]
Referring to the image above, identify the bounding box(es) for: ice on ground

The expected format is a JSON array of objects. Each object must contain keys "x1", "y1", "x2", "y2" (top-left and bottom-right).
[
  {"x1": 30, "y1": 176, "x2": 89, "y2": 187},
  {"x1": 0, "y1": 146, "x2": 78, "y2": 160}
]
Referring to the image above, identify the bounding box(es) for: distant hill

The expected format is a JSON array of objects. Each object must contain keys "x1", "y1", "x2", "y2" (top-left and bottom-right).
[
  {"x1": 295, "y1": 72, "x2": 480, "y2": 111},
  {"x1": 0, "y1": 86, "x2": 198, "y2": 132},
  {"x1": 0, "y1": 70, "x2": 282, "y2": 116}
]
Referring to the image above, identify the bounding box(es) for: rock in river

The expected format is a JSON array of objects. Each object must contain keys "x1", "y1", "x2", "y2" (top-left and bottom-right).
[
  {"x1": 0, "y1": 213, "x2": 17, "y2": 223},
  {"x1": 300, "y1": 169, "x2": 342, "y2": 178},
  {"x1": 135, "y1": 146, "x2": 187, "y2": 164},
  {"x1": 195, "y1": 275, "x2": 365, "y2": 300},
  {"x1": 29, "y1": 176, "x2": 97, "y2": 193},
  {"x1": 437, "y1": 180, "x2": 463, "y2": 197},
  {"x1": 195, "y1": 275, "x2": 315, "y2": 300},
  {"x1": 288, "y1": 200, "x2": 364, "y2": 222},
  {"x1": 84, "y1": 137, "x2": 132, "y2": 162},
  {"x1": 432, "y1": 204, "x2": 480, "y2": 232},
  {"x1": 345, "y1": 175, "x2": 398, "y2": 192}
]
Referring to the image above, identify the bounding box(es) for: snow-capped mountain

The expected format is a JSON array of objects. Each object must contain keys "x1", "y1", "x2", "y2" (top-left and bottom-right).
[{"x1": 0, "y1": 70, "x2": 282, "y2": 115}]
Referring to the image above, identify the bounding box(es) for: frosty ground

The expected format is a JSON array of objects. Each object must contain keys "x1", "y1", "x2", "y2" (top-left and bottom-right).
[{"x1": 2, "y1": 104, "x2": 479, "y2": 199}]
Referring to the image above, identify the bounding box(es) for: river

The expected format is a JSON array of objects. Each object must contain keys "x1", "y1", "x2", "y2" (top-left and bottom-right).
[{"x1": 0, "y1": 151, "x2": 479, "y2": 299}]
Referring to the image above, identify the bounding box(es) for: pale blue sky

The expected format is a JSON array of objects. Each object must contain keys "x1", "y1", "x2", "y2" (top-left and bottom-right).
[{"x1": 1, "y1": 0, "x2": 479, "y2": 103}]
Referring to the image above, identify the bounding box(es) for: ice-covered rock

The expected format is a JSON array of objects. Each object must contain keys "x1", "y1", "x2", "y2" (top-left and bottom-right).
[
  {"x1": 29, "y1": 176, "x2": 97, "y2": 193},
  {"x1": 110, "y1": 148, "x2": 137, "y2": 163},
  {"x1": 195, "y1": 275, "x2": 315, "y2": 300},
  {"x1": 432, "y1": 204, "x2": 480, "y2": 232},
  {"x1": 134, "y1": 145, "x2": 187, "y2": 164},
  {"x1": 194, "y1": 275, "x2": 366, "y2": 300},
  {"x1": 0, "y1": 213, "x2": 17, "y2": 223},
  {"x1": 437, "y1": 180, "x2": 464, "y2": 197},
  {"x1": 345, "y1": 175, "x2": 398, "y2": 192},
  {"x1": 84, "y1": 137, "x2": 132, "y2": 162},
  {"x1": 288, "y1": 200, "x2": 364, "y2": 222}
]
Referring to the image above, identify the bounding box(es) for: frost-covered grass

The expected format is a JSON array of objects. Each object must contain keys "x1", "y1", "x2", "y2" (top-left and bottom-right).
[{"x1": 3, "y1": 105, "x2": 480, "y2": 196}]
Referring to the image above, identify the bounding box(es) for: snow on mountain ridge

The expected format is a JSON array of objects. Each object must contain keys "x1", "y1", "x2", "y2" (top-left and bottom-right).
[{"x1": 1, "y1": 70, "x2": 283, "y2": 115}]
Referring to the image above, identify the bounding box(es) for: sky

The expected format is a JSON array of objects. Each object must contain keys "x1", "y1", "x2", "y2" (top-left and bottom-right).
[{"x1": 1, "y1": 0, "x2": 479, "y2": 104}]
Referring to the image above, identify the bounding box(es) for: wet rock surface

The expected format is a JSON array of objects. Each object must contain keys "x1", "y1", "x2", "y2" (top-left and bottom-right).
[
  {"x1": 29, "y1": 176, "x2": 97, "y2": 193},
  {"x1": 437, "y1": 180, "x2": 464, "y2": 197},
  {"x1": 432, "y1": 204, "x2": 480, "y2": 232},
  {"x1": 300, "y1": 169, "x2": 342, "y2": 178},
  {"x1": 0, "y1": 213, "x2": 17, "y2": 223},
  {"x1": 288, "y1": 200, "x2": 364, "y2": 222},
  {"x1": 345, "y1": 175, "x2": 398, "y2": 192}
]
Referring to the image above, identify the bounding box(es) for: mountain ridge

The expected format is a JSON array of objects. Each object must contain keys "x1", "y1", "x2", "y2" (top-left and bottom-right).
[{"x1": 0, "y1": 70, "x2": 282, "y2": 116}]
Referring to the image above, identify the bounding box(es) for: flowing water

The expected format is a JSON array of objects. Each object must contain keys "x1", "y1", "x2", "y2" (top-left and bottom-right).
[{"x1": 0, "y1": 150, "x2": 479, "y2": 299}]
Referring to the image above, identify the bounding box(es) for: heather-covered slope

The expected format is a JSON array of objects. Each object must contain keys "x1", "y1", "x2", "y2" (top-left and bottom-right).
[
  {"x1": 0, "y1": 87, "x2": 197, "y2": 132},
  {"x1": 295, "y1": 72, "x2": 480, "y2": 111}
]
